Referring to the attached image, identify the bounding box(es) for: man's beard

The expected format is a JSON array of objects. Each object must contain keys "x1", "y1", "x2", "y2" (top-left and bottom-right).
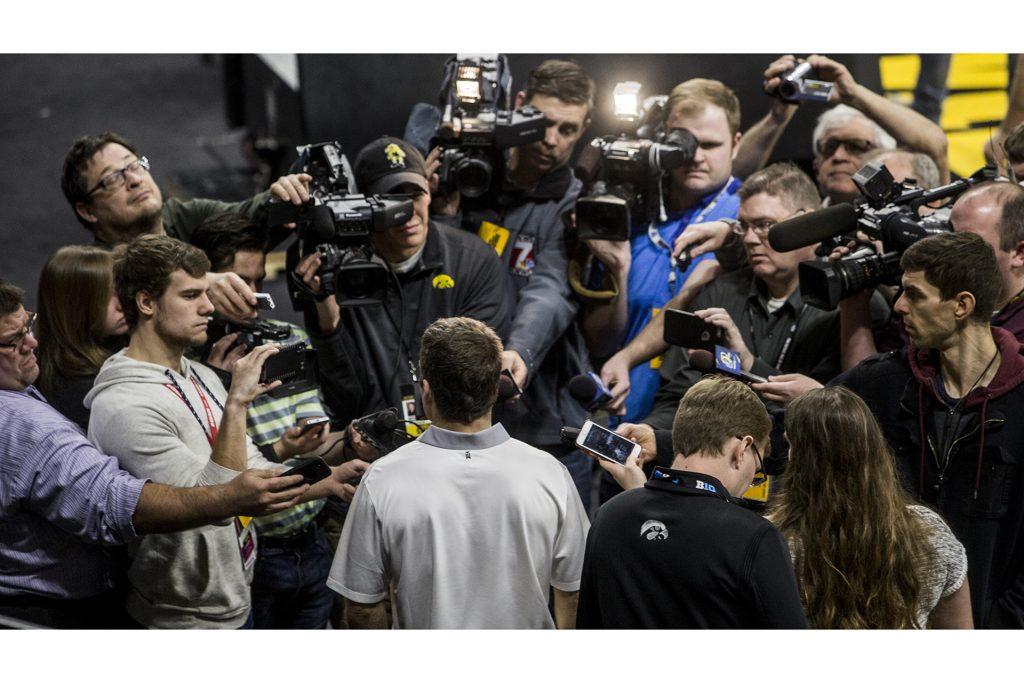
[
  {"x1": 108, "y1": 206, "x2": 162, "y2": 243},
  {"x1": 154, "y1": 310, "x2": 206, "y2": 356}
]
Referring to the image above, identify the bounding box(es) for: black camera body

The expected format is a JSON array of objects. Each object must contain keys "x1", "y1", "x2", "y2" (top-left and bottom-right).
[
  {"x1": 272, "y1": 141, "x2": 415, "y2": 308},
  {"x1": 206, "y1": 316, "x2": 292, "y2": 353},
  {"x1": 433, "y1": 54, "x2": 547, "y2": 199},
  {"x1": 574, "y1": 119, "x2": 698, "y2": 241},
  {"x1": 798, "y1": 162, "x2": 983, "y2": 309}
]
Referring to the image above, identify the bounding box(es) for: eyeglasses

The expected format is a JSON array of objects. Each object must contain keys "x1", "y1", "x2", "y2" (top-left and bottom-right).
[
  {"x1": 816, "y1": 136, "x2": 875, "y2": 159},
  {"x1": 0, "y1": 311, "x2": 36, "y2": 351},
  {"x1": 731, "y1": 210, "x2": 806, "y2": 239},
  {"x1": 85, "y1": 156, "x2": 151, "y2": 197},
  {"x1": 736, "y1": 435, "x2": 769, "y2": 488}
]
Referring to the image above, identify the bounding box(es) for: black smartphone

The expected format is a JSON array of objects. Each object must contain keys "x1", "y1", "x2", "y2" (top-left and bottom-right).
[
  {"x1": 260, "y1": 341, "x2": 308, "y2": 385},
  {"x1": 663, "y1": 308, "x2": 724, "y2": 351},
  {"x1": 279, "y1": 457, "x2": 332, "y2": 486},
  {"x1": 298, "y1": 416, "x2": 330, "y2": 436}
]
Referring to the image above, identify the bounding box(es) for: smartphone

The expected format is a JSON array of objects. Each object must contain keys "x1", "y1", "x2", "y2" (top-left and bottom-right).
[
  {"x1": 575, "y1": 420, "x2": 642, "y2": 465},
  {"x1": 260, "y1": 341, "x2": 308, "y2": 385},
  {"x1": 298, "y1": 416, "x2": 330, "y2": 436},
  {"x1": 254, "y1": 292, "x2": 275, "y2": 311},
  {"x1": 663, "y1": 308, "x2": 724, "y2": 351},
  {"x1": 279, "y1": 457, "x2": 331, "y2": 486}
]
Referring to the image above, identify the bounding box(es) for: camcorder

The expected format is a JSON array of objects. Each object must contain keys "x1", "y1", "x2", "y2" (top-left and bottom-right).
[
  {"x1": 767, "y1": 161, "x2": 991, "y2": 310},
  {"x1": 270, "y1": 141, "x2": 415, "y2": 308},
  {"x1": 432, "y1": 54, "x2": 548, "y2": 200},
  {"x1": 574, "y1": 81, "x2": 699, "y2": 241},
  {"x1": 204, "y1": 317, "x2": 318, "y2": 396},
  {"x1": 774, "y1": 61, "x2": 834, "y2": 103}
]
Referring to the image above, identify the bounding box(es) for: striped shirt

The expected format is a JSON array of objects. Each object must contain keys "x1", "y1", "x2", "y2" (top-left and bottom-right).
[
  {"x1": 247, "y1": 322, "x2": 326, "y2": 537},
  {"x1": 0, "y1": 386, "x2": 145, "y2": 600}
]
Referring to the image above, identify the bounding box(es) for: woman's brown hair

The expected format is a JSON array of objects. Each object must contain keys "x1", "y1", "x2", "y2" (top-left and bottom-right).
[
  {"x1": 768, "y1": 386, "x2": 932, "y2": 628},
  {"x1": 36, "y1": 245, "x2": 119, "y2": 394}
]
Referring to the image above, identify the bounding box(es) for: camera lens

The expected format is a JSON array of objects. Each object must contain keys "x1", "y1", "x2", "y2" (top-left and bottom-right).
[{"x1": 453, "y1": 154, "x2": 492, "y2": 198}]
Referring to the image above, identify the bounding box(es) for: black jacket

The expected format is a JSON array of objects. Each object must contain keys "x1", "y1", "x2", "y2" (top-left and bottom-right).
[
  {"x1": 311, "y1": 222, "x2": 511, "y2": 425},
  {"x1": 832, "y1": 326, "x2": 1024, "y2": 627}
]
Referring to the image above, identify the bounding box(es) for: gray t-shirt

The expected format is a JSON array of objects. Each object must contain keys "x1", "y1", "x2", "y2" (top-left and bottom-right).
[
  {"x1": 328, "y1": 423, "x2": 589, "y2": 629},
  {"x1": 786, "y1": 504, "x2": 967, "y2": 628}
]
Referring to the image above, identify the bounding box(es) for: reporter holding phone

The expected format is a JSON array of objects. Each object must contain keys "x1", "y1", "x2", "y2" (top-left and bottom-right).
[
  {"x1": 85, "y1": 236, "x2": 366, "y2": 629},
  {"x1": 577, "y1": 376, "x2": 807, "y2": 629}
]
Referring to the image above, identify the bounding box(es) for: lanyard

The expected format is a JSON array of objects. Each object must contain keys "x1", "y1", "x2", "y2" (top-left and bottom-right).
[
  {"x1": 647, "y1": 177, "x2": 735, "y2": 291},
  {"x1": 164, "y1": 370, "x2": 224, "y2": 446},
  {"x1": 747, "y1": 301, "x2": 808, "y2": 370}
]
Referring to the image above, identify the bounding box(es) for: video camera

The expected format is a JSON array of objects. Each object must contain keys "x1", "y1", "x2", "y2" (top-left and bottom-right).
[
  {"x1": 433, "y1": 54, "x2": 548, "y2": 199},
  {"x1": 767, "y1": 161, "x2": 989, "y2": 309},
  {"x1": 206, "y1": 315, "x2": 292, "y2": 352},
  {"x1": 203, "y1": 317, "x2": 318, "y2": 396},
  {"x1": 269, "y1": 141, "x2": 415, "y2": 308},
  {"x1": 574, "y1": 81, "x2": 698, "y2": 241},
  {"x1": 774, "y1": 61, "x2": 834, "y2": 104}
]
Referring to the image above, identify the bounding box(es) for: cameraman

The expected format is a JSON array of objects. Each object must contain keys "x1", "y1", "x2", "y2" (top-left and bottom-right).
[
  {"x1": 581, "y1": 78, "x2": 743, "y2": 426},
  {"x1": 60, "y1": 132, "x2": 312, "y2": 323},
  {"x1": 733, "y1": 54, "x2": 949, "y2": 202},
  {"x1": 427, "y1": 59, "x2": 597, "y2": 504},
  {"x1": 295, "y1": 137, "x2": 510, "y2": 429}
]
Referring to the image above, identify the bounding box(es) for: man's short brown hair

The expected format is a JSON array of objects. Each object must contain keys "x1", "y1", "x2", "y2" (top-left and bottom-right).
[
  {"x1": 0, "y1": 280, "x2": 24, "y2": 318},
  {"x1": 671, "y1": 376, "x2": 772, "y2": 459},
  {"x1": 524, "y1": 59, "x2": 595, "y2": 114},
  {"x1": 1004, "y1": 120, "x2": 1024, "y2": 166},
  {"x1": 192, "y1": 212, "x2": 269, "y2": 272},
  {"x1": 60, "y1": 132, "x2": 139, "y2": 230},
  {"x1": 738, "y1": 161, "x2": 821, "y2": 212},
  {"x1": 665, "y1": 79, "x2": 741, "y2": 136},
  {"x1": 901, "y1": 231, "x2": 1004, "y2": 322},
  {"x1": 114, "y1": 235, "x2": 210, "y2": 329},
  {"x1": 419, "y1": 317, "x2": 503, "y2": 424}
]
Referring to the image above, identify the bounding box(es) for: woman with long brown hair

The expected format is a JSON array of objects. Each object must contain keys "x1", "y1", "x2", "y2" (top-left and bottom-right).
[
  {"x1": 768, "y1": 386, "x2": 973, "y2": 628},
  {"x1": 36, "y1": 245, "x2": 128, "y2": 429}
]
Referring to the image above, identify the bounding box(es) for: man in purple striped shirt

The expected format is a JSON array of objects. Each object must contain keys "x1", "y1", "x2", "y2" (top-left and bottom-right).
[{"x1": 0, "y1": 280, "x2": 310, "y2": 628}]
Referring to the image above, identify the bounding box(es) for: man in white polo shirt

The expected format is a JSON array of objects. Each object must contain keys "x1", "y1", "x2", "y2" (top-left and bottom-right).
[{"x1": 328, "y1": 317, "x2": 589, "y2": 629}]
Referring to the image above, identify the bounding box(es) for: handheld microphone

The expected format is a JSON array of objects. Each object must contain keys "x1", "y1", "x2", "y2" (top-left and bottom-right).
[
  {"x1": 689, "y1": 347, "x2": 768, "y2": 384},
  {"x1": 497, "y1": 371, "x2": 522, "y2": 401},
  {"x1": 568, "y1": 372, "x2": 613, "y2": 411},
  {"x1": 767, "y1": 203, "x2": 859, "y2": 252}
]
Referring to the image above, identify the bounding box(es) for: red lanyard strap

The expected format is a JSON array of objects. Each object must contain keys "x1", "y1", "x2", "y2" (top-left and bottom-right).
[{"x1": 164, "y1": 370, "x2": 221, "y2": 446}]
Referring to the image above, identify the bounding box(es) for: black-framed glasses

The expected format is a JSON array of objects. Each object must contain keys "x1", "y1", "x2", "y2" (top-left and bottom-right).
[
  {"x1": 0, "y1": 311, "x2": 36, "y2": 351},
  {"x1": 815, "y1": 136, "x2": 875, "y2": 159},
  {"x1": 731, "y1": 210, "x2": 806, "y2": 239},
  {"x1": 736, "y1": 435, "x2": 769, "y2": 487},
  {"x1": 85, "y1": 156, "x2": 151, "y2": 197}
]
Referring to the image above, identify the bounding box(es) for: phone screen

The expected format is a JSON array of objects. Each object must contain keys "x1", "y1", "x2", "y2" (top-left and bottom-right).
[
  {"x1": 663, "y1": 309, "x2": 723, "y2": 351},
  {"x1": 579, "y1": 422, "x2": 637, "y2": 465}
]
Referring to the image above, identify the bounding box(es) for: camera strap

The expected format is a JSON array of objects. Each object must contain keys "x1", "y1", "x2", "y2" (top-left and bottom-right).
[
  {"x1": 164, "y1": 369, "x2": 224, "y2": 446},
  {"x1": 647, "y1": 178, "x2": 735, "y2": 291}
]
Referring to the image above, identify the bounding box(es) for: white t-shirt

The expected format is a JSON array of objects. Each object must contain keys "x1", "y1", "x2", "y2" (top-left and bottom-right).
[{"x1": 328, "y1": 423, "x2": 589, "y2": 628}]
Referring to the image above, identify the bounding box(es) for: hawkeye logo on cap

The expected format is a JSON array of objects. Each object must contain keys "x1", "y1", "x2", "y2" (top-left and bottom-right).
[
  {"x1": 384, "y1": 143, "x2": 406, "y2": 168},
  {"x1": 432, "y1": 274, "x2": 455, "y2": 290}
]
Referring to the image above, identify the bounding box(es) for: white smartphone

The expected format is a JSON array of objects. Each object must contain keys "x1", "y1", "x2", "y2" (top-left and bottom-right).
[
  {"x1": 575, "y1": 420, "x2": 642, "y2": 465},
  {"x1": 254, "y1": 292, "x2": 275, "y2": 311}
]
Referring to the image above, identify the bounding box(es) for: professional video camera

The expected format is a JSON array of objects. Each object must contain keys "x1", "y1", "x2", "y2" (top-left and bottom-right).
[
  {"x1": 767, "y1": 162, "x2": 989, "y2": 310},
  {"x1": 774, "y1": 61, "x2": 834, "y2": 103},
  {"x1": 574, "y1": 81, "x2": 699, "y2": 241},
  {"x1": 268, "y1": 141, "x2": 415, "y2": 308},
  {"x1": 433, "y1": 54, "x2": 548, "y2": 199}
]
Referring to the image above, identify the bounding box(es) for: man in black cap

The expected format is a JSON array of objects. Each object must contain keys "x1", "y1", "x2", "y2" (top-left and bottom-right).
[{"x1": 294, "y1": 137, "x2": 511, "y2": 427}]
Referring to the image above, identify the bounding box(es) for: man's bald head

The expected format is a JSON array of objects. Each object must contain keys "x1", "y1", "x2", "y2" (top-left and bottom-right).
[{"x1": 951, "y1": 182, "x2": 1024, "y2": 303}]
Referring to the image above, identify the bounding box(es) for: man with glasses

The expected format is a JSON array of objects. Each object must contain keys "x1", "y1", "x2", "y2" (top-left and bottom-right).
[
  {"x1": 60, "y1": 132, "x2": 312, "y2": 321},
  {"x1": 576, "y1": 376, "x2": 807, "y2": 629},
  {"x1": 733, "y1": 54, "x2": 949, "y2": 204},
  {"x1": 0, "y1": 279, "x2": 315, "y2": 629},
  {"x1": 639, "y1": 163, "x2": 844, "y2": 429}
]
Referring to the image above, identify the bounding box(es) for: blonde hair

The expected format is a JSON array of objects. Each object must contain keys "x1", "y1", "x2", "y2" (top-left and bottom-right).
[{"x1": 665, "y1": 78, "x2": 741, "y2": 135}]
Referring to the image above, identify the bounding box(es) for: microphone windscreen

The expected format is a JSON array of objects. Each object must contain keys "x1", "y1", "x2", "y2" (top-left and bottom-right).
[
  {"x1": 689, "y1": 349, "x2": 716, "y2": 373},
  {"x1": 373, "y1": 408, "x2": 399, "y2": 433},
  {"x1": 568, "y1": 374, "x2": 597, "y2": 403},
  {"x1": 767, "y1": 203, "x2": 859, "y2": 252}
]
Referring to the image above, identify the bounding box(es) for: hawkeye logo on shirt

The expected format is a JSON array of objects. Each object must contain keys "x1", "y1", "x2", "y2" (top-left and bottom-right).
[
  {"x1": 432, "y1": 274, "x2": 455, "y2": 290},
  {"x1": 640, "y1": 519, "x2": 669, "y2": 541}
]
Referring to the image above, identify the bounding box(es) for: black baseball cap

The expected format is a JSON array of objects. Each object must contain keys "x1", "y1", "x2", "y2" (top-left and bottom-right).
[{"x1": 353, "y1": 137, "x2": 430, "y2": 196}]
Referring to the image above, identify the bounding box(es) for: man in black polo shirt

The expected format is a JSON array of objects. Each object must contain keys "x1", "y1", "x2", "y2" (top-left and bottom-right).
[
  {"x1": 295, "y1": 137, "x2": 511, "y2": 427},
  {"x1": 577, "y1": 376, "x2": 806, "y2": 629}
]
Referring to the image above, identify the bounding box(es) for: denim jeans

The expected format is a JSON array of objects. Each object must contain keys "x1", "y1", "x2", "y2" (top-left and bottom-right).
[{"x1": 250, "y1": 524, "x2": 334, "y2": 629}]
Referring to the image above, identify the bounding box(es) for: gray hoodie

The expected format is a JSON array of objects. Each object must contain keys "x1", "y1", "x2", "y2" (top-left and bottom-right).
[{"x1": 85, "y1": 349, "x2": 275, "y2": 629}]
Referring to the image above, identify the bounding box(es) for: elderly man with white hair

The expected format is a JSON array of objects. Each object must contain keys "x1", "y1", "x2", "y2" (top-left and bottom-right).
[{"x1": 734, "y1": 54, "x2": 949, "y2": 203}]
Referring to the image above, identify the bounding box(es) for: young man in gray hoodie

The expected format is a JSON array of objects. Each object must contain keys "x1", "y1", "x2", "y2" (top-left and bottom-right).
[{"x1": 86, "y1": 235, "x2": 368, "y2": 629}]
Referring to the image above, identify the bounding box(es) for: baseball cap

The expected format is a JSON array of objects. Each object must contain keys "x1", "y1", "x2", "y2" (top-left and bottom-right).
[{"x1": 353, "y1": 137, "x2": 430, "y2": 196}]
